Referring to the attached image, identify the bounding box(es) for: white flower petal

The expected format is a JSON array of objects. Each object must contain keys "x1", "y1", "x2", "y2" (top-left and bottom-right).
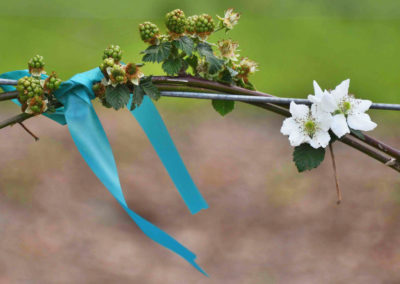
[
  {"x1": 131, "y1": 78, "x2": 139, "y2": 85},
  {"x1": 312, "y1": 130, "x2": 331, "y2": 148},
  {"x1": 308, "y1": 94, "x2": 319, "y2": 104},
  {"x1": 106, "y1": 67, "x2": 112, "y2": 75},
  {"x1": 350, "y1": 98, "x2": 372, "y2": 114},
  {"x1": 331, "y1": 114, "x2": 350, "y2": 138},
  {"x1": 320, "y1": 91, "x2": 338, "y2": 113},
  {"x1": 101, "y1": 78, "x2": 109, "y2": 86},
  {"x1": 332, "y1": 79, "x2": 350, "y2": 102},
  {"x1": 347, "y1": 113, "x2": 377, "y2": 131},
  {"x1": 289, "y1": 131, "x2": 308, "y2": 147},
  {"x1": 289, "y1": 102, "x2": 309, "y2": 120},
  {"x1": 313, "y1": 80, "x2": 323, "y2": 97},
  {"x1": 280, "y1": 117, "x2": 298, "y2": 135},
  {"x1": 334, "y1": 79, "x2": 350, "y2": 95},
  {"x1": 317, "y1": 113, "x2": 332, "y2": 132}
]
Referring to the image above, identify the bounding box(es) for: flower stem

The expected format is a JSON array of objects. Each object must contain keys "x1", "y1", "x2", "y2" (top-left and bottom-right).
[
  {"x1": 18, "y1": 122, "x2": 39, "y2": 141},
  {"x1": 329, "y1": 143, "x2": 341, "y2": 204}
]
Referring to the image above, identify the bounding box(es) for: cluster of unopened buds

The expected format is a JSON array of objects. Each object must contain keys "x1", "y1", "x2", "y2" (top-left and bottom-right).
[
  {"x1": 139, "y1": 8, "x2": 240, "y2": 43},
  {"x1": 94, "y1": 45, "x2": 145, "y2": 107},
  {"x1": 16, "y1": 56, "x2": 62, "y2": 115},
  {"x1": 98, "y1": 45, "x2": 143, "y2": 86},
  {"x1": 281, "y1": 79, "x2": 377, "y2": 149},
  {"x1": 138, "y1": 8, "x2": 258, "y2": 88}
]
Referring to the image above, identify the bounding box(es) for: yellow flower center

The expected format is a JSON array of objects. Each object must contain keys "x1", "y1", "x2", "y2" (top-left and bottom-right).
[{"x1": 304, "y1": 120, "x2": 316, "y2": 136}]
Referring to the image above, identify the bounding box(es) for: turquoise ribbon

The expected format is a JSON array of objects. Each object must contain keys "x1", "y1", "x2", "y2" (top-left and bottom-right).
[{"x1": 0, "y1": 68, "x2": 208, "y2": 275}]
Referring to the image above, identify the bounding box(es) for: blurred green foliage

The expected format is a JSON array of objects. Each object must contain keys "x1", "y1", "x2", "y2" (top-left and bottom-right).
[{"x1": 1, "y1": 0, "x2": 399, "y2": 118}]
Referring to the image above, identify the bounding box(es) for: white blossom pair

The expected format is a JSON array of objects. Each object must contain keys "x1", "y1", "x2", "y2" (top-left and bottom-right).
[{"x1": 281, "y1": 79, "x2": 377, "y2": 149}]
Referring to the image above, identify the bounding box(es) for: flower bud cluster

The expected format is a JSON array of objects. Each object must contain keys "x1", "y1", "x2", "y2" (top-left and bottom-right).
[
  {"x1": 139, "y1": 8, "x2": 239, "y2": 44},
  {"x1": 28, "y1": 55, "x2": 45, "y2": 77},
  {"x1": 16, "y1": 56, "x2": 63, "y2": 115}
]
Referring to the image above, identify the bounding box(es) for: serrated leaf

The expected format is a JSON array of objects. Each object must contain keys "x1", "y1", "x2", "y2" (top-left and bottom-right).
[
  {"x1": 212, "y1": 100, "x2": 235, "y2": 116},
  {"x1": 196, "y1": 42, "x2": 224, "y2": 74},
  {"x1": 207, "y1": 56, "x2": 224, "y2": 74},
  {"x1": 219, "y1": 68, "x2": 234, "y2": 84},
  {"x1": 140, "y1": 76, "x2": 160, "y2": 101},
  {"x1": 350, "y1": 128, "x2": 365, "y2": 139},
  {"x1": 293, "y1": 143, "x2": 325, "y2": 172},
  {"x1": 162, "y1": 58, "x2": 183, "y2": 75},
  {"x1": 142, "y1": 42, "x2": 172, "y2": 63},
  {"x1": 197, "y1": 42, "x2": 214, "y2": 57},
  {"x1": 173, "y1": 36, "x2": 194, "y2": 56},
  {"x1": 105, "y1": 85, "x2": 130, "y2": 110},
  {"x1": 185, "y1": 55, "x2": 198, "y2": 73},
  {"x1": 130, "y1": 85, "x2": 145, "y2": 111}
]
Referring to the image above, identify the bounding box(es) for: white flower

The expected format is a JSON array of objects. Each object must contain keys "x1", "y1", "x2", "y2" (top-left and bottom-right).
[
  {"x1": 309, "y1": 79, "x2": 377, "y2": 138},
  {"x1": 217, "y1": 8, "x2": 240, "y2": 30},
  {"x1": 218, "y1": 39, "x2": 239, "y2": 61},
  {"x1": 281, "y1": 102, "x2": 332, "y2": 148}
]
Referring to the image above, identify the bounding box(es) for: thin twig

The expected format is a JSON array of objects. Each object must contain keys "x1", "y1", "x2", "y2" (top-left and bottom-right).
[
  {"x1": 0, "y1": 113, "x2": 34, "y2": 129},
  {"x1": 18, "y1": 122, "x2": 39, "y2": 141},
  {"x1": 351, "y1": 132, "x2": 400, "y2": 160},
  {"x1": 329, "y1": 143, "x2": 341, "y2": 204}
]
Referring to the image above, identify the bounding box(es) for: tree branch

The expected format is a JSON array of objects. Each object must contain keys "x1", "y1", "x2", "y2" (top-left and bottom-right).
[
  {"x1": 0, "y1": 113, "x2": 34, "y2": 129},
  {"x1": 153, "y1": 76, "x2": 400, "y2": 173}
]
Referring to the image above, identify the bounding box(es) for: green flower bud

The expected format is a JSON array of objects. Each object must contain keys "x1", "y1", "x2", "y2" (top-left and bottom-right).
[
  {"x1": 28, "y1": 55, "x2": 45, "y2": 77},
  {"x1": 16, "y1": 76, "x2": 43, "y2": 104},
  {"x1": 100, "y1": 58, "x2": 115, "y2": 72},
  {"x1": 45, "y1": 72, "x2": 63, "y2": 92},
  {"x1": 165, "y1": 9, "x2": 186, "y2": 35},
  {"x1": 194, "y1": 14, "x2": 215, "y2": 38},
  {"x1": 110, "y1": 64, "x2": 126, "y2": 84},
  {"x1": 102, "y1": 45, "x2": 122, "y2": 62},
  {"x1": 24, "y1": 95, "x2": 48, "y2": 115},
  {"x1": 186, "y1": 15, "x2": 198, "y2": 34},
  {"x1": 139, "y1": 21, "x2": 160, "y2": 44},
  {"x1": 93, "y1": 82, "x2": 106, "y2": 98}
]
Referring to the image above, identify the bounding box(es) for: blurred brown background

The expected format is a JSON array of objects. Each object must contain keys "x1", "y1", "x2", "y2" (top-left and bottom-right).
[{"x1": 1, "y1": 0, "x2": 400, "y2": 283}]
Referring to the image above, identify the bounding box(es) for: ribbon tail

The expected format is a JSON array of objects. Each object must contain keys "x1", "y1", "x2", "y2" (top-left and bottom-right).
[
  {"x1": 130, "y1": 96, "x2": 208, "y2": 215},
  {"x1": 65, "y1": 93, "x2": 207, "y2": 275}
]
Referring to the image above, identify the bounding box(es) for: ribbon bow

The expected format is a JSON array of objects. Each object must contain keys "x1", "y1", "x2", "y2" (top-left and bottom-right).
[{"x1": 0, "y1": 68, "x2": 208, "y2": 275}]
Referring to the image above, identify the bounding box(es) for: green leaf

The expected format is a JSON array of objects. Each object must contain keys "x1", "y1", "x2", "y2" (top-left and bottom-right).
[
  {"x1": 142, "y1": 42, "x2": 172, "y2": 63},
  {"x1": 196, "y1": 42, "x2": 224, "y2": 74},
  {"x1": 350, "y1": 128, "x2": 365, "y2": 139},
  {"x1": 105, "y1": 85, "x2": 130, "y2": 110},
  {"x1": 207, "y1": 56, "x2": 224, "y2": 74},
  {"x1": 196, "y1": 42, "x2": 214, "y2": 57},
  {"x1": 212, "y1": 100, "x2": 235, "y2": 116},
  {"x1": 130, "y1": 85, "x2": 145, "y2": 111},
  {"x1": 293, "y1": 143, "x2": 326, "y2": 172},
  {"x1": 162, "y1": 58, "x2": 183, "y2": 75},
  {"x1": 140, "y1": 76, "x2": 160, "y2": 101},
  {"x1": 185, "y1": 55, "x2": 198, "y2": 73},
  {"x1": 173, "y1": 36, "x2": 194, "y2": 56},
  {"x1": 219, "y1": 68, "x2": 236, "y2": 84}
]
